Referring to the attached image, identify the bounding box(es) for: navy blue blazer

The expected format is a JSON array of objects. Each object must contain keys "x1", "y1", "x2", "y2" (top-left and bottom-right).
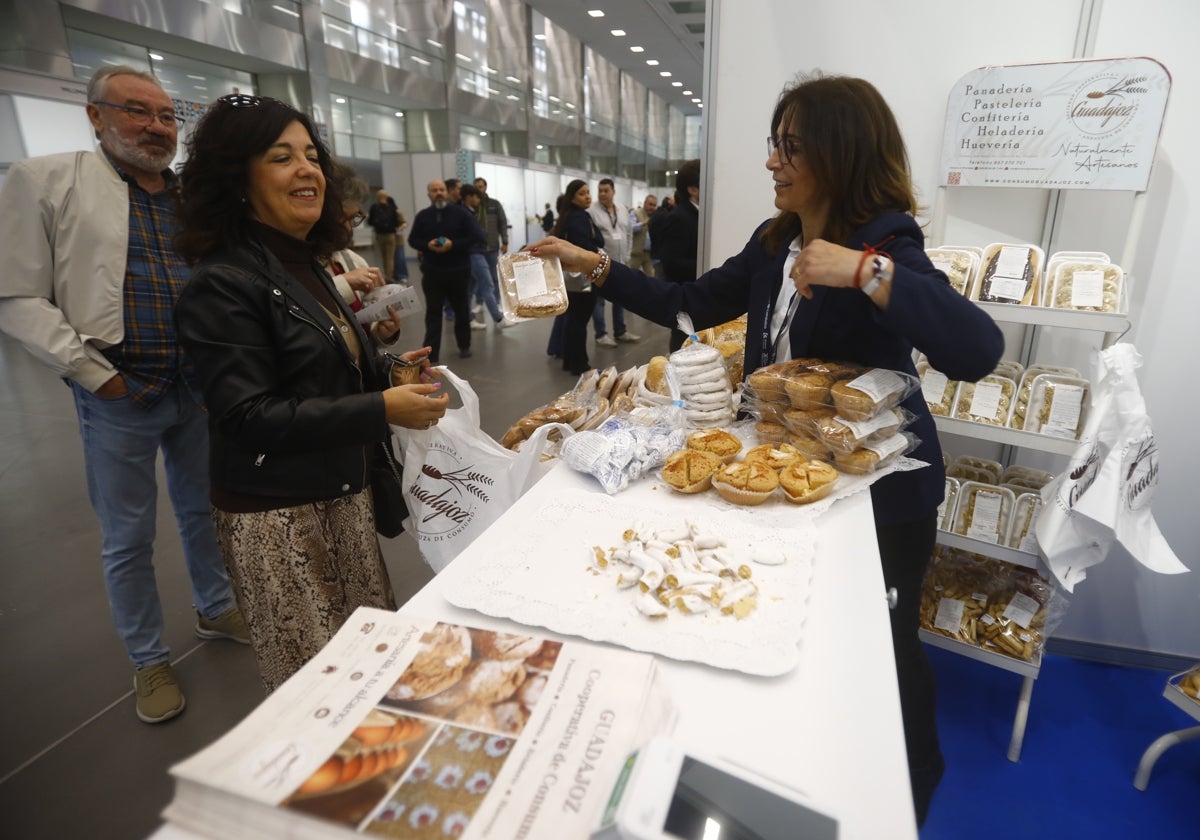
[{"x1": 599, "y1": 211, "x2": 1005, "y2": 525}]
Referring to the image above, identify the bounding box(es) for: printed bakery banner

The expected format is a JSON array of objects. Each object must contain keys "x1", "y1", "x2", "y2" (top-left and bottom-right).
[{"x1": 941, "y1": 57, "x2": 1170, "y2": 190}]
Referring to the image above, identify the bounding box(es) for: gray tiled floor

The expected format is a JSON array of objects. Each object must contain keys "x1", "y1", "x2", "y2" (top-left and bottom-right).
[{"x1": 0, "y1": 303, "x2": 666, "y2": 839}]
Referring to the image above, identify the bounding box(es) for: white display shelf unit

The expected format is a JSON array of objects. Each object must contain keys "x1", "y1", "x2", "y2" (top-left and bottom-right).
[
  {"x1": 973, "y1": 300, "x2": 1130, "y2": 336},
  {"x1": 933, "y1": 416, "x2": 1079, "y2": 457},
  {"x1": 1133, "y1": 672, "x2": 1200, "y2": 790},
  {"x1": 919, "y1": 630, "x2": 1040, "y2": 762},
  {"x1": 934, "y1": 529, "x2": 1041, "y2": 572}
]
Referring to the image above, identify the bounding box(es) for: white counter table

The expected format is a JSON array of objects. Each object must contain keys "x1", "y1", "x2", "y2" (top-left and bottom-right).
[{"x1": 406, "y1": 463, "x2": 917, "y2": 840}]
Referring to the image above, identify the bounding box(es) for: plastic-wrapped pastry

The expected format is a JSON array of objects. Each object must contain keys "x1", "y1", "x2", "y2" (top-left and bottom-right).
[
  {"x1": 1007, "y1": 493, "x2": 1043, "y2": 552},
  {"x1": 815, "y1": 408, "x2": 906, "y2": 454},
  {"x1": 1010, "y1": 364, "x2": 1081, "y2": 430},
  {"x1": 925, "y1": 246, "x2": 980, "y2": 295},
  {"x1": 832, "y1": 432, "x2": 914, "y2": 475},
  {"x1": 953, "y1": 455, "x2": 1002, "y2": 485},
  {"x1": 917, "y1": 362, "x2": 958, "y2": 417},
  {"x1": 498, "y1": 252, "x2": 568, "y2": 318},
  {"x1": 954, "y1": 375, "x2": 1016, "y2": 426},
  {"x1": 938, "y1": 478, "x2": 960, "y2": 530},
  {"x1": 951, "y1": 482, "x2": 1015, "y2": 544},
  {"x1": 974, "y1": 243, "x2": 1043, "y2": 306},
  {"x1": 1050, "y1": 261, "x2": 1123, "y2": 313},
  {"x1": 1023, "y1": 374, "x2": 1089, "y2": 439},
  {"x1": 830, "y1": 368, "x2": 914, "y2": 421}
]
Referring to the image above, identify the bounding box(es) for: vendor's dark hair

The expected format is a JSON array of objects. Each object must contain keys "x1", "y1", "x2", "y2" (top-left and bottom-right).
[
  {"x1": 175, "y1": 96, "x2": 348, "y2": 262},
  {"x1": 551, "y1": 179, "x2": 587, "y2": 237},
  {"x1": 762, "y1": 74, "x2": 918, "y2": 254}
]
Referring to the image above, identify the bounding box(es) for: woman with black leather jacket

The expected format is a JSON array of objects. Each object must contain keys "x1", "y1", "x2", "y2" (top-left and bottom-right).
[{"x1": 174, "y1": 94, "x2": 449, "y2": 691}]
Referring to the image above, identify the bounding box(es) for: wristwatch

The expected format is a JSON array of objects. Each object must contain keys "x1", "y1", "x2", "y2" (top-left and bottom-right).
[{"x1": 862, "y1": 255, "x2": 891, "y2": 296}]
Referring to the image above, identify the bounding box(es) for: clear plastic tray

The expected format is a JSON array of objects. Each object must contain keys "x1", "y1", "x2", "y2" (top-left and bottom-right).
[
  {"x1": 954, "y1": 374, "x2": 1017, "y2": 426},
  {"x1": 953, "y1": 455, "x2": 1003, "y2": 484},
  {"x1": 1007, "y1": 493, "x2": 1043, "y2": 551},
  {"x1": 938, "y1": 477, "x2": 961, "y2": 530},
  {"x1": 1010, "y1": 364, "x2": 1082, "y2": 430},
  {"x1": 1023, "y1": 373, "x2": 1089, "y2": 439},
  {"x1": 925, "y1": 246, "x2": 980, "y2": 296},
  {"x1": 1049, "y1": 260, "x2": 1125, "y2": 314},
  {"x1": 917, "y1": 362, "x2": 958, "y2": 417},
  {"x1": 971, "y1": 242, "x2": 1045, "y2": 306},
  {"x1": 831, "y1": 431, "x2": 915, "y2": 475},
  {"x1": 952, "y1": 481, "x2": 1015, "y2": 544},
  {"x1": 1001, "y1": 465, "x2": 1055, "y2": 488}
]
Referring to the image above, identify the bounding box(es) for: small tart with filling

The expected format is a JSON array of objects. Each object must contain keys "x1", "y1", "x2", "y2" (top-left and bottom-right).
[
  {"x1": 711, "y1": 460, "x2": 779, "y2": 506},
  {"x1": 661, "y1": 449, "x2": 724, "y2": 494},
  {"x1": 778, "y1": 459, "x2": 839, "y2": 504},
  {"x1": 743, "y1": 442, "x2": 805, "y2": 471},
  {"x1": 686, "y1": 428, "x2": 743, "y2": 462}
]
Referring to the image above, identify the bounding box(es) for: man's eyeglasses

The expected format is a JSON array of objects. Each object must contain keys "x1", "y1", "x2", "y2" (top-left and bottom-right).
[
  {"x1": 767, "y1": 134, "x2": 803, "y2": 161},
  {"x1": 93, "y1": 101, "x2": 184, "y2": 129}
]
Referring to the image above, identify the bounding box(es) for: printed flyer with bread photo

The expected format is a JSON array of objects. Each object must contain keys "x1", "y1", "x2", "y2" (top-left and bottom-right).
[{"x1": 163, "y1": 608, "x2": 675, "y2": 840}]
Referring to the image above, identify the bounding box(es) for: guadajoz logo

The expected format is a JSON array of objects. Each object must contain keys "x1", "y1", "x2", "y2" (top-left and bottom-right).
[
  {"x1": 1122, "y1": 431, "x2": 1158, "y2": 512},
  {"x1": 1067, "y1": 73, "x2": 1147, "y2": 138},
  {"x1": 406, "y1": 439, "x2": 493, "y2": 542}
]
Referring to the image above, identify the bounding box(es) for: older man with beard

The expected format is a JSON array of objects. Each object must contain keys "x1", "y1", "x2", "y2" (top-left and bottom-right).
[{"x1": 0, "y1": 66, "x2": 246, "y2": 725}]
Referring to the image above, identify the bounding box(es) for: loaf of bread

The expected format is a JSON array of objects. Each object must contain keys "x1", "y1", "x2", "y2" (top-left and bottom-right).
[{"x1": 498, "y1": 252, "x2": 568, "y2": 317}]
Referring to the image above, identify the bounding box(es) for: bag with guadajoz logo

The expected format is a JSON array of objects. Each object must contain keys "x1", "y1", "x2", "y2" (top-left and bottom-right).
[
  {"x1": 392, "y1": 367, "x2": 572, "y2": 572},
  {"x1": 1037, "y1": 343, "x2": 1185, "y2": 591}
]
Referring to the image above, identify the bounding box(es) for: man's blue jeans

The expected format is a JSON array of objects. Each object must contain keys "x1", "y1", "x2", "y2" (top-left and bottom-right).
[
  {"x1": 470, "y1": 253, "x2": 503, "y2": 322},
  {"x1": 70, "y1": 379, "x2": 234, "y2": 668},
  {"x1": 592, "y1": 297, "x2": 627, "y2": 338}
]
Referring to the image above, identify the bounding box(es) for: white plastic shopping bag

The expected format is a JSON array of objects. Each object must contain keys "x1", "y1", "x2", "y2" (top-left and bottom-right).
[
  {"x1": 392, "y1": 367, "x2": 570, "y2": 572},
  {"x1": 1037, "y1": 344, "x2": 1186, "y2": 590}
]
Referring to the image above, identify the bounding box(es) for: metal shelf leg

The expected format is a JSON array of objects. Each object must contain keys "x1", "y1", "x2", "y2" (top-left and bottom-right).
[
  {"x1": 1133, "y1": 725, "x2": 1200, "y2": 791},
  {"x1": 1007, "y1": 675, "x2": 1036, "y2": 762}
]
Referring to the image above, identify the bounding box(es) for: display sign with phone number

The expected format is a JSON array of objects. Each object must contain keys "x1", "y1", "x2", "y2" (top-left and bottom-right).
[{"x1": 940, "y1": 56, "x2": 1170, "y2": 191}]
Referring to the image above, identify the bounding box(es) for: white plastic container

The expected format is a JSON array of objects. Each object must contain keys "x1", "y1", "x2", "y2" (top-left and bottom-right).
[
  {"x1": 952, "y1": 481, "x2": 1016, "y2": 545},
  {"x1": 954, "y1": 374, "x2": 1017, "y2": 426},
  {"x1": 1023, "y1": 374, "x2": 1090, "y2": 439},
  {"x1": 925, "y1": 246, "x2": 981, "y2": 296},
  {"x1": 972, "y1": 243, "x2": 1045, "y2": 306}
]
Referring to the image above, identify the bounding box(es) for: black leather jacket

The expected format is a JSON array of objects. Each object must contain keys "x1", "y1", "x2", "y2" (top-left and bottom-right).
[{"x1": 175, "y1": 237, "x2": 391, "y2": 502}]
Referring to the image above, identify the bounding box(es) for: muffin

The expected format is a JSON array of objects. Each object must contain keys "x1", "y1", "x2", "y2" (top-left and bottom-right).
[
  {"x1": 711, "y1": 460, "x2": 779, "y2": 506},
  {"x1": 743, "y1": 442, "x2": 805, "y2": 470},
  {"x1": 781, "y1": 406, "x2": 835, "y2": 435},
  {"x1": 686, "y1": 428, "x2": 743, "y2": 462},
  {"x1": 784, "y1": 372, "x2": 836, "y2": 409},
  {"x1": 661, "y1": 449, "x2": 724, "y2": 493},
  {"x1": 754, "y1": 420, "x2": 790, "y2": 444},
  {"x1": 788, "y1": 431, "x2": 833, "y2": 461},
  {"x1": 778, "y1": 459, "x2": 839, "y2": 504}
]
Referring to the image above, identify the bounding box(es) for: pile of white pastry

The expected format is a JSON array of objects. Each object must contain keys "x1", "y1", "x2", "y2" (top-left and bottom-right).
[
  {"x1": 590, "y1": 520, "x2": 789, "y2": 620},
  {"x1": 667, "y1": 343, "x2": 735, "y2": 429}
]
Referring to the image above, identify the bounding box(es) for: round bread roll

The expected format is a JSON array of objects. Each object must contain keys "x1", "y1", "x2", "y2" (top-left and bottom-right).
[
  {"x1": 386, "y1": 624, "x2": 472, "y2": 702},
  {"x1": 779, "y1": 459, "x2": 839, "y2": 504},
  {"x1": 645, "y1": 356, "x2": 670, "y2": 395},
  {"x1": 661, "y1": 448, "x2": 724, "y2": 493},
  {"x1": 711, "y1": 460, "x2": 779, "y2": 506},
  {"x1": 833, "y1": 447, "x2": 881, "y2": 475},
  {"x1": 413, "y1": 658, "x2": 526, "y2": 715}
]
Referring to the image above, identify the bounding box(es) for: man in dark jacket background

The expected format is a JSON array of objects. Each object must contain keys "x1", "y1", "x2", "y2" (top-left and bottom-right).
[
  {"x1": 408, "y1": 179, "x2": 485, "y2": 362},
  {"x1": 648, "y1": 160, "x2": 701, "y2": 351}
]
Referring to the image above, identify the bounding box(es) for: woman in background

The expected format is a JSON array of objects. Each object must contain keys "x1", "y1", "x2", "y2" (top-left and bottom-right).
[
  {"x1": 548, "y1": 179, "x2": 604, "y2": 376},
  {"x1": 174, "y1": 94, "x2": 449, "y2": 691},
  {"x1": 531, "y1": 75, "x2": 1004, "y2": 825}
]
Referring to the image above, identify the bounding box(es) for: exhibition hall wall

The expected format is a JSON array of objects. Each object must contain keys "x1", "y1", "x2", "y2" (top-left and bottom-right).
[{"x1": 704, "y1": 0, "x2": 1199, "y2": 660}]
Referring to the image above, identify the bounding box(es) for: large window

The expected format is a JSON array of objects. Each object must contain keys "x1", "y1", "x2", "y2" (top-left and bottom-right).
[{"x1": 331, "y1": 96, "x2": 406, "y2": 161}]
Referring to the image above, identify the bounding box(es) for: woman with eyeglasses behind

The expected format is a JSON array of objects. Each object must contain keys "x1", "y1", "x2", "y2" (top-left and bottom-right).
[
  {"x1": 173, "y1": 94, "x2": 449, "y2": 692},
  {"x1": 529, "y1": 74, "x2": 1005, "y2": 826},
  {"x1": 323, "y1": 161, "x2": 395, "y2": 324}
]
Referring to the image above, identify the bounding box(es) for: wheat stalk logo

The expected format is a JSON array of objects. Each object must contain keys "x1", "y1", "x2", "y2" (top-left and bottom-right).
[{"x1": 420, "y1": 464, "x2": 492, "y2": 502}]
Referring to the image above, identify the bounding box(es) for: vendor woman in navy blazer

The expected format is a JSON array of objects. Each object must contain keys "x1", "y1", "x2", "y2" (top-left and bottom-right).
[{"x1": 531, "y1": 74, "x2": 1004, "y2": 827}]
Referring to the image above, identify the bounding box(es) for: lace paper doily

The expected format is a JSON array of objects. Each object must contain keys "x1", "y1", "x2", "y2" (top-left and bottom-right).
[{"x1": 442, "y1": 489, "x2": 817, "y2": 677}]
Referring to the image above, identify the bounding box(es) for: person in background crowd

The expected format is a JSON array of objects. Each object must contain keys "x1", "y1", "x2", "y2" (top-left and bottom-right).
[
  {"x1": 473, "y1": 177, "x2": 509, "y2": 300},
  {"x1": 367, "y1": 188, "x2": 402, "y2": 281},
  {"x1": 530, "y1": 74, "x2": 1005, "y2": 827},
  {"x1": 547, "y1": 179, "x2": 603, "y2": 376},
  {"x1": 392, "y1": 206, "x2": 409, "y2": 282},
  {"x1": 444, "y1": 178, "x2": 462, "y2": 204},
  {"x1": 0, "y1": 65, "x2": 248, "y2": 724},
  {"x1": 650, "y1": 160, "x2": 702, "y2": 351},
  {"x1": 174, "y1": 94, "x2": 447, "y2": 692},
  {"x1": 322, "y1": 164, "x2": 389, "y2": 314},
  {"x1": 409, "y1": 179, "x2": 486, "y2": 361},
  {"x1": 460, "y1": 183, "x2": 512, "y2": 332},
  {"x1": 539, "y1": 201, "x2": 555, "y2": 233},
  {"x1": 630, "y1": 194, "x2": 658, "y2": 277},
  {"x1": 588, "y1": 178, "x2": 640, "y2": 347}
]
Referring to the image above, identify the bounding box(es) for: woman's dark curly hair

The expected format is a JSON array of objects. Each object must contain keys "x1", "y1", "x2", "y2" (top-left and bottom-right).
[
  {"x1": 551, "y1": 179, "x2": 587, "y2": 238},
  {"x1": 175, "y1": 96, "x2": 349, "y2": 262}
]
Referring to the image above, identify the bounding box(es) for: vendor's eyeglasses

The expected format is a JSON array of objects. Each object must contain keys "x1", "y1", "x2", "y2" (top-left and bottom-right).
[
  {"x1": 92, "y1": 101, "x2": 184, "y2": 128},
  {"x1": 767, "y1": 134, "x2": 803, "y2": 162}
]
